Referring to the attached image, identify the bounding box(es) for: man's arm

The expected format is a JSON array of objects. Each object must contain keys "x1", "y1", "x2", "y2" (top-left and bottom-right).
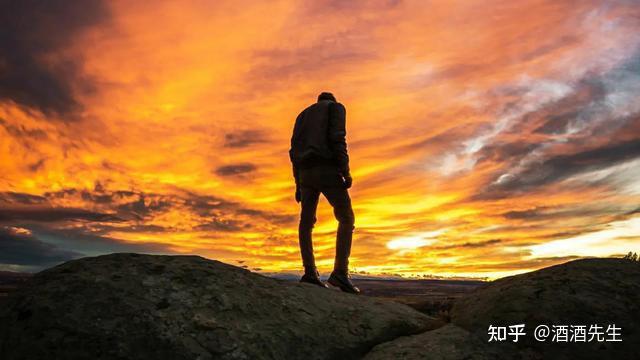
[
  {"x1": 327, "y1": 102, "x2": 350, "y2": 177},
  {"x1": 289, "y1": 151, "x2": 300, "y2": 185},
  {"x1": 293, "y1": 163, "x2": 301, "y2": 202},
  {"x1": 290, "y1": 111, "x2": 304, "y2": 202}
]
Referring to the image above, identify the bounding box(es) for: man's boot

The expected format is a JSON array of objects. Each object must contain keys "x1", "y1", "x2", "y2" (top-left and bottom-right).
[
  {"x1": 300, "y1": 267, "x2": 328, "y2": 288},
  {"x1": 328, "y1": 270, "x2": 360, "y2": 294}
]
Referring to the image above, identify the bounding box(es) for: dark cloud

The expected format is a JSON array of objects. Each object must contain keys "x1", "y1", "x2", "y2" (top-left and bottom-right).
[
  {"x1": 0, "y1": 207, "x2": 122, "y2": 223},
  {"x1": 183, "y1": 193, "x2": 238, "y2": 216},
  {"x1": 528, "y1": 79, "x2": 607, "y2": 136},
  {"x1": 502, "y1": 207, "x2": 550, "y2": 220},
  {"x1": 533, "y1": 111, "x2": 579, "y2": 135},
  {"x1": 0, "y1": 118, "x2": 48, "y2": 140},
  {"x1": 28, "y1": 158, "x2": 47, "y2": 172},
  {"x1": 215, "y1": 163, "x2": 257, "y2": 177},
  {"x1": 460, "y1": 239, "x2": 503, "y2": 248},
  {"x1": 487, "y1": 138, "x2": 640, "y2": 195},
  {"x1": 475, "y1": 141, "x2": 542, "y2": 164},
  {"x1": 0, "y1": 224, "x2": 177, "y2": 271},
  {"x1": 224, "y1": 130, "x2": 268, "y2": 148},
  {"x1": 0, "y1": 186, "x2": 298, "y2": 257},
  {"x1": 0, "y1": 0, "x2": 109, "y2": 116},
  {"x1": 626, "y1": 207, "x2": 640, "y2": 216},
  {"x1": 501, "y1": 205, "x2": 633, "y2": 222},
  {"x1": 194, "y1": 219, "x2": 246, "y2": 232},
  {"x1": 434, "y1": 239, "x2": 503, "y2": 250},
  {"x1": 115, "y1": 195, "x2": 172, "y2": 220},
  {"x1": 472, "y1": 52, "x2": 637, "y2": 170},
  {"x1": 1, "y1": 187, "x2": 291, "y2": 230},
  {"x1": 21, "y1": 188, "x2": 173, "y2": 221},
  {"x1": 28, "y1": 226, "x2": 175, "y2": 256},
  {"x1": 0, "y1": 227, "x2": 82, "y2": 268},
  {"x1": 0, "y1": 191, "x2": 47, "y2": 205},
  {"x1": 183, "y1": 192, "x2": 296, "y2": 226},
  {"x1": 235, "y1": 208, "x2": 297, "y2": 226},
  {"x1": 80, "y1": 190, "x2": 117, "y2": 204},
  {"x1": 92, "y1": 224, "x2": 168, "y2": 234},
  {"x1": 471, "y1": 50, "x2": 640, "y2": 200},
  {"x1": 42, "y1": 188, "x2": 80, "y2": 199},
  {"x1": 79, "y1": 187, "x2": 167, "y2": 212}
]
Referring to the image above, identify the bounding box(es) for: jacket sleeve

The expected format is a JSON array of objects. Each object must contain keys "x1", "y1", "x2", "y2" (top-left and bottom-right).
[
  {"x1": 290, "y1": 111, "x2": 304, "y2": 185},
  {"x1": 328, "y1": 102, "x2": 350, "y2": 175},
  {"x1": 292, "y1": 163, "x2": 299, "y2": 186}
]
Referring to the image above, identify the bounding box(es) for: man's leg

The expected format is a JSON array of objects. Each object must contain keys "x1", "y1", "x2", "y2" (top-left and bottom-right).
[
  {"x1": 323, "y1": 186, "x2": 359, "y2": 294},
  {"x1": 322, "y1": 187, "x2": 355, "y2": 273},
  {"x1": 299, "y1": 186, "x2": 320, "y2": 270}
]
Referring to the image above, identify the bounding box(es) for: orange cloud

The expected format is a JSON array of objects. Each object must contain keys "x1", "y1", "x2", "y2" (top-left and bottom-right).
[{"x1": 1, "y1": 0, "x2": 639, "y2": 277}]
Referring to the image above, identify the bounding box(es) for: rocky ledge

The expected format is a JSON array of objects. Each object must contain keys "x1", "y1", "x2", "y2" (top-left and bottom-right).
[
  {"x1": 0, "y1": 253, "x2": 440, "y2": 360},
  {"x1": 366, "y1": 258, "x2": 640, "y2": 360},
  {"x1": 1, "y1": 255, "x2": 638, "y2": 360}
]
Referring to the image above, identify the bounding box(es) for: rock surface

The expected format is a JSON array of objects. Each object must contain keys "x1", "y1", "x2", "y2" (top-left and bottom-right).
[
  {"x1": 363, "y1": 324, "x2": 505, "y2": 360},
  {"x1": 361, "y1": 258, "x2": 639, "y2": 360},
  {"x1": 0, "y1": 253, "x2": 440, "y2": 360},
  {"x1": 2, "y1": 255, "x2": 637, "y2": 360},
  {"x1": 452, "y1": 258, "x2": 640, "y2": 360}
]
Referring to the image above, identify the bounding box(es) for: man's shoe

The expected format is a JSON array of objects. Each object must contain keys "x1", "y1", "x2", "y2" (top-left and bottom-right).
[
  {"x1": 300, "y1": 269, "x2": 328, "y2": 288},
  {"x1": 328, "y1": 271, "x2": 360, "y2": 294}
]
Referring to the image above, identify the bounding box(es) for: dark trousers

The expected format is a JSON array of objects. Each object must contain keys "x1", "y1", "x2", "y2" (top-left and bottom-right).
[{"x1": 298, "y1": 165, "x2": 355, "y2": 273}]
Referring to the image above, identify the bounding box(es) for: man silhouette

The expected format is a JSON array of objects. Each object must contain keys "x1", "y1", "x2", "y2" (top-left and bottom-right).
[{"x1": 289, "y1": 92, "x2": 359, "y2": 294}]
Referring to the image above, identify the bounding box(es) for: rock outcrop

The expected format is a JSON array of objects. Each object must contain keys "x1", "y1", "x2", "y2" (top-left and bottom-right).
[
  {"x1": 2, "y1": 255, "x2": 637, "y2": 360},
  {"x1": 451, "y1": 258, "x2": 640, "y2": 359},
  {"x1": 365, "y1": 258, "x2": 640, "y2": 360},
  {"x1": 0, "y1": 253, "x2": 440, "y2": 360}
]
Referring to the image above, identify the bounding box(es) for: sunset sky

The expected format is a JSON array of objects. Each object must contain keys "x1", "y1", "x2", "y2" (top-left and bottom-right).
[{"x1": 1, "y1": 0, "x2": 639, "y2": 278}]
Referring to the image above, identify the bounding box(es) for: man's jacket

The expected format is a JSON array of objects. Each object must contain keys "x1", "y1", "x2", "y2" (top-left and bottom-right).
[{"x1": 289, "y1": 99, "x2": 350, "y2": 181}]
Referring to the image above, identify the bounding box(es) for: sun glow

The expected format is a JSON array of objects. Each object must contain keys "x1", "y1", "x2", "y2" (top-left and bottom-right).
[{"x1": 387, "y1": 230, "x2": 447, "y2": 250}]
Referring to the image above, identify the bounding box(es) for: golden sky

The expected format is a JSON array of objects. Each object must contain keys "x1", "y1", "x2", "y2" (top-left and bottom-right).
[{"x1": 1, "y1": 0, "x2": 639, "y2": 278}]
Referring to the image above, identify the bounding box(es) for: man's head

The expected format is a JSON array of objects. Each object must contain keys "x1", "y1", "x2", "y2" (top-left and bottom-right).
[{"x1": 317, "y1": 92, "x2": 336, "y2": 102}]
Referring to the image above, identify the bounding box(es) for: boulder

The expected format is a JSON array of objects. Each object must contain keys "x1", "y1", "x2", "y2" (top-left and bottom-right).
[
  {"x1": 452, "y1": 258, "x2": 640, "y2": 360},
  {"x1": 364, "y1": 258, "x2": 640, "y2": 360},
  {"x1": 0, "y1": 253, "x2": 440, "y2": 360}
]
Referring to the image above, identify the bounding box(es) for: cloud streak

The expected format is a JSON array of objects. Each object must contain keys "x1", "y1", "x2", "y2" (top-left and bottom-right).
[{"x1": 0, "y1": 226, "x2": 82, "y2": 270}]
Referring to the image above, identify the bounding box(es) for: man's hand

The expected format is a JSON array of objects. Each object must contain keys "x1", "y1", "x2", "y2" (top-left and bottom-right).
[
  {"x1": 343, "y1": 174, "x2": 352, "y2": 189},
  {"x1": 295, "y1": 186, "x2": 302, "y2": 203}
]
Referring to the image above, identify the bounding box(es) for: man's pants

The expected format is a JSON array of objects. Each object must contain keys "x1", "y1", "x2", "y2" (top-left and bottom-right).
[{"x1": 298, "y1": 166, "x2": 355, "y2": 273}]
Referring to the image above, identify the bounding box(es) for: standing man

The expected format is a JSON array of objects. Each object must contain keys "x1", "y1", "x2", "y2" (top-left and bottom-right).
[{"x1": 289, "y1": 92, "x2": 359, "y2": 294}]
